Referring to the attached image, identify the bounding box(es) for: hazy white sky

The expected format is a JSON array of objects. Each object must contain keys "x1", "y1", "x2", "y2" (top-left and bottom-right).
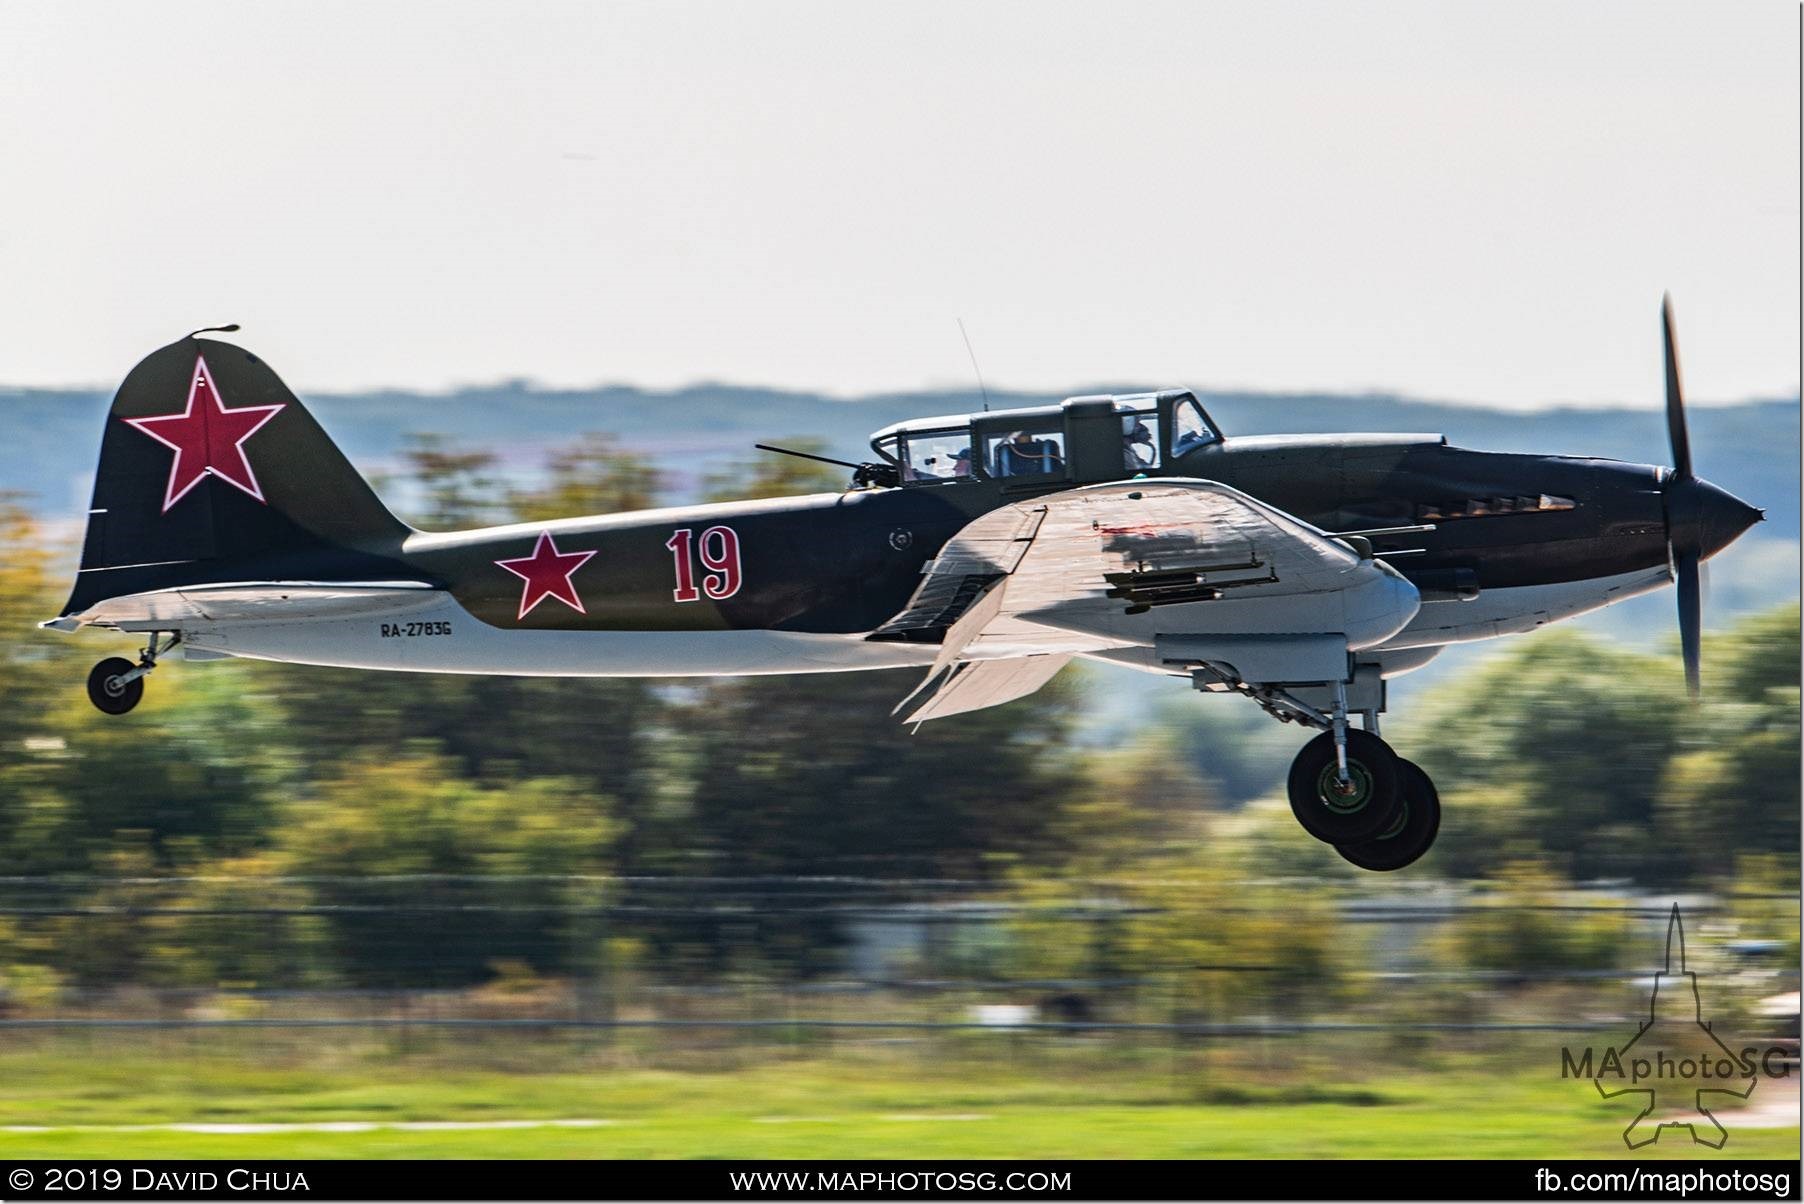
[{"x1": 1, "y1": 1, "x2": 1796, "y2": 407}]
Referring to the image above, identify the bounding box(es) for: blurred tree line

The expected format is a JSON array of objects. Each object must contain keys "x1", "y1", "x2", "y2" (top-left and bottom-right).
[{"x1": 0, "y1": 433, "x2": 1795, "y2": 998}]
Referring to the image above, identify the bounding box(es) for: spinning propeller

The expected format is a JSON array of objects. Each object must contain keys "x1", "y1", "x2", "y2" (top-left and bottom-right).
[{"x1": 1657, "y1": 294, "x2": 1762, "y2": 698}]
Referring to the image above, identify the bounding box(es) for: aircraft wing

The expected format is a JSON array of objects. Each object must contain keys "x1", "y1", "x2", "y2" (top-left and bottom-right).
[
  {"x1": 42, "y1": 581, "x2": 443, "y2": 631},
  {"x1": 879, "y1": 478, "x2": 1419, "y2": 722}
]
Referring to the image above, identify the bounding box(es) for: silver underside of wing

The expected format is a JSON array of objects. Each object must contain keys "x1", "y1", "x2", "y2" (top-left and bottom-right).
[{"x1": 886, "y1": 478, "x2": 1422, "y2": 722}]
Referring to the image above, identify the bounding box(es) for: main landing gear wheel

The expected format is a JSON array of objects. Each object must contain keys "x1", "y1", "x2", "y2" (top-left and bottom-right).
[
  {"x1": 86, "y1": 656, "x2": 143, "y2": 715},
  {"x1": 1286, "y1": 728, "x2": 1402, "y2": 844},
  {"x1": 1336, "y1": 759, "x2": 1441, "y2": 872}
]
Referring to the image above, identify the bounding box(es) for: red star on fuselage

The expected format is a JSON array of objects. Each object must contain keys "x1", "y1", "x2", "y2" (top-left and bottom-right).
[
  {"x1": 495, "y1": 531, "x2": 598, "y2": 620},
  {"x1": 123, "y1": 355, "x2": 285, "y2": 512}
]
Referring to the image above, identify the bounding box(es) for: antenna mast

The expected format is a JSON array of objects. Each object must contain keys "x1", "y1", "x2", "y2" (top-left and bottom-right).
[{"x1": 957, "y1": 318, "x2": 991, "y2": 412}]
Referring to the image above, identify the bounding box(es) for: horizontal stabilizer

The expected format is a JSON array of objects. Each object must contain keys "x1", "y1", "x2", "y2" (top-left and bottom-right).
[{"x1": 43, "y1": 580, "x2": 442, "y2": 631}]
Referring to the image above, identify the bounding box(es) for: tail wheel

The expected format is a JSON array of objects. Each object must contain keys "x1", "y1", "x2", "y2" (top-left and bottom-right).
[
  {"x1": 86, "y1": 657, "x2": 143, "y2": 715},
  {"x1": 1336, "y1": 759, "x2": 1441, "y2": 872},
  {"x1": 1286, "y1": 728, "x2": 1402, "y2": 844}
]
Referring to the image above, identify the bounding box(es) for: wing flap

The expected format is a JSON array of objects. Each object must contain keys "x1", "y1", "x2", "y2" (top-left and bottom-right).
[
  {"x1": 903, "y1": 654, "x2": 1073, "y2": 724},
  {"x1": 868, "y1": 507, "x2": 1045, "y2": 641}
]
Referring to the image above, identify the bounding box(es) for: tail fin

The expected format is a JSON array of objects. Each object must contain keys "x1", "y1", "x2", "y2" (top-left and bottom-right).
[{"x1": 59, "y1": 335, "x2": 410, "y2": 616}]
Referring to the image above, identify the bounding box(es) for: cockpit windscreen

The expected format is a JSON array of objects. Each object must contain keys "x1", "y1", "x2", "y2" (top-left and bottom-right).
[{"x1": 901, "y1": 430, "x2": 971, "y2": 482}]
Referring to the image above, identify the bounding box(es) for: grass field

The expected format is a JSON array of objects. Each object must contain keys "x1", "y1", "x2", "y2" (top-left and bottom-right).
[{"x1": 0, "y1": 1037, "x2": 1795, "y2": 1159}]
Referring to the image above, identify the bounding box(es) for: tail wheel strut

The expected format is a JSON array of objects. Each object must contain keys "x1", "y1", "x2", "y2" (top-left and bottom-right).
[{"x1": 84, "y1": 632, "x2": 178, "y2": 716}]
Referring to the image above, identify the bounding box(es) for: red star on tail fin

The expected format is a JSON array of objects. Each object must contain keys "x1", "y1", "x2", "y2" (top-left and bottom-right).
[{"x1": 122, "y1": 354, "x2": 285, "y2": 512}]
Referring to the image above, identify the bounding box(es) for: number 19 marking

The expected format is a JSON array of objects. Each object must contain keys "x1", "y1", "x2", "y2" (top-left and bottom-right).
[{"x1": 666, "y1": 525, "x2": 742, "y2": 602}]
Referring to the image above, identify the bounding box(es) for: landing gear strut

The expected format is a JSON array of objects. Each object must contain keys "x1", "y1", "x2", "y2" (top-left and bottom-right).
[
  {"x1": 85, "y1": 632, "x2": 177, "y2": 716},
  {"x1": 1189, "y1": 664, "x2": 1442, "y2": 871},
  {"x1": 1282, "y1": 721, "x2": 1441, "y2": 870}
]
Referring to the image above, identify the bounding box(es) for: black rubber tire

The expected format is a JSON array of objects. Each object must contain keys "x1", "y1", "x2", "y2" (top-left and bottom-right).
[
  {"x1": 1337, "y1": 759, "x2": 1441, "y2": 871},
  {"x1": 1286, "y1": 728, "x2": 1402, "y2": 844},
  {"x1": 86, "y1": 657, "x2": 143, "y2": 715}
]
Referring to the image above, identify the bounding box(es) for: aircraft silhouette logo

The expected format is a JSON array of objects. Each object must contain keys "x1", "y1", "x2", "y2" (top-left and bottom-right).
[{"x1": 1592, "y1": 904, "x2": 1758, "y2": 1149}]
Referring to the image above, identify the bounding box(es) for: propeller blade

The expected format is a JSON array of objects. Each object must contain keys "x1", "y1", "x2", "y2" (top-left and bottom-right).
[
  {"x1": 1675, "y1": 548, "x2": 1702, "y2": 699},
  {"x1": 1662, "y1": 293, "x2": 1693, "y2": 480}
]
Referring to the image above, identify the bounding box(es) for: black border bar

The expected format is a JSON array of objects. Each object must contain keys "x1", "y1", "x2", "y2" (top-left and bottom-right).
[{"x1": 0, "y1": 1160, "x2": 1798, "y2": 1202}]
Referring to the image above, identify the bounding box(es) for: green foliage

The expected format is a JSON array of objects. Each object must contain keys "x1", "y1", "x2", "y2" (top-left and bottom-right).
[
  {"x1": 674, "y1": 669, "x2": 1083, "y2": 879},
  {"x1": 1143, "y1": 689, "x2": 1307, "y2": 806},
  {"x1": 0, "y1": 962, "x2": 64, "y2": 1012},
  {"x1": 510, "y1": 433, "x2": 662, "y2": 521},
  {"x1": 701, "y1": 437, "x2": 847, "y2": 503},
  {"x1": 1436, "y1": 862, "x2": 1632, "y2": 974},
  {"x1": 399, "y1": 434, "x2": 500, "y2": 528},
  {"x1": 404, "y1": 428, "x2": 663, "y2": 526},
  {"x1": 1721, "y1": 854, "x2": 1801, "y2": 965},
  {"x1": 1041, "y1": 727, "x2": 1215, "y2": 867},
  {"x1": 1120, "y1": 871, "x2": 1360, "y2": 1013},
  {"x1": 279, "y1": 754, "x2": 618, "y2": 985},
  {"x1": 141, "y1": 854, "x2": 332, "y2": 990},
  {"x1": 636, "y1": 668, "x2": 1089, "y2": 975},
  {"x1": 38, "y1": 669, "x2": 288, "y2": 867},
  {"x1": 1716, "y1": 602, "x2": 1802, "y2": 701},
  {"x1": 0, "y1": 509, "x2": 289, "y2": 874},
  {"x1": 240, "y1": 665, "x2": 661, "y2": 858},
  {"x1": 0, "y1": 498, "x2": 75, "y2": 745},
  {"x1": 1394, "y1": 615, "x2": 1800, "y2": 886},
  {"x1": 1004, "y1": 852, "x2": 1364, "y2": 1015},
  {"x1": 1398, "y1": 631, "x2": 1679, "y2": 879}
]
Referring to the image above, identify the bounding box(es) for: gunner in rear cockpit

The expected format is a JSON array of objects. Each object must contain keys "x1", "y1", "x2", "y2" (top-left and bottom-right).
[
  {"x1": 997, "y1": 431, "x2": 1061, "y2": 477},
  {"x1": 1123, "y1": 419, "x2": 1155, "y2": 471}
]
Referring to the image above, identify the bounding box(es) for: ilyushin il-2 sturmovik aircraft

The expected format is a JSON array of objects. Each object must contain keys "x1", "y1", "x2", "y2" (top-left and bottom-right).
[{"x1": 45, "y1": 298, "x2": 1761, "y2": 871}]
